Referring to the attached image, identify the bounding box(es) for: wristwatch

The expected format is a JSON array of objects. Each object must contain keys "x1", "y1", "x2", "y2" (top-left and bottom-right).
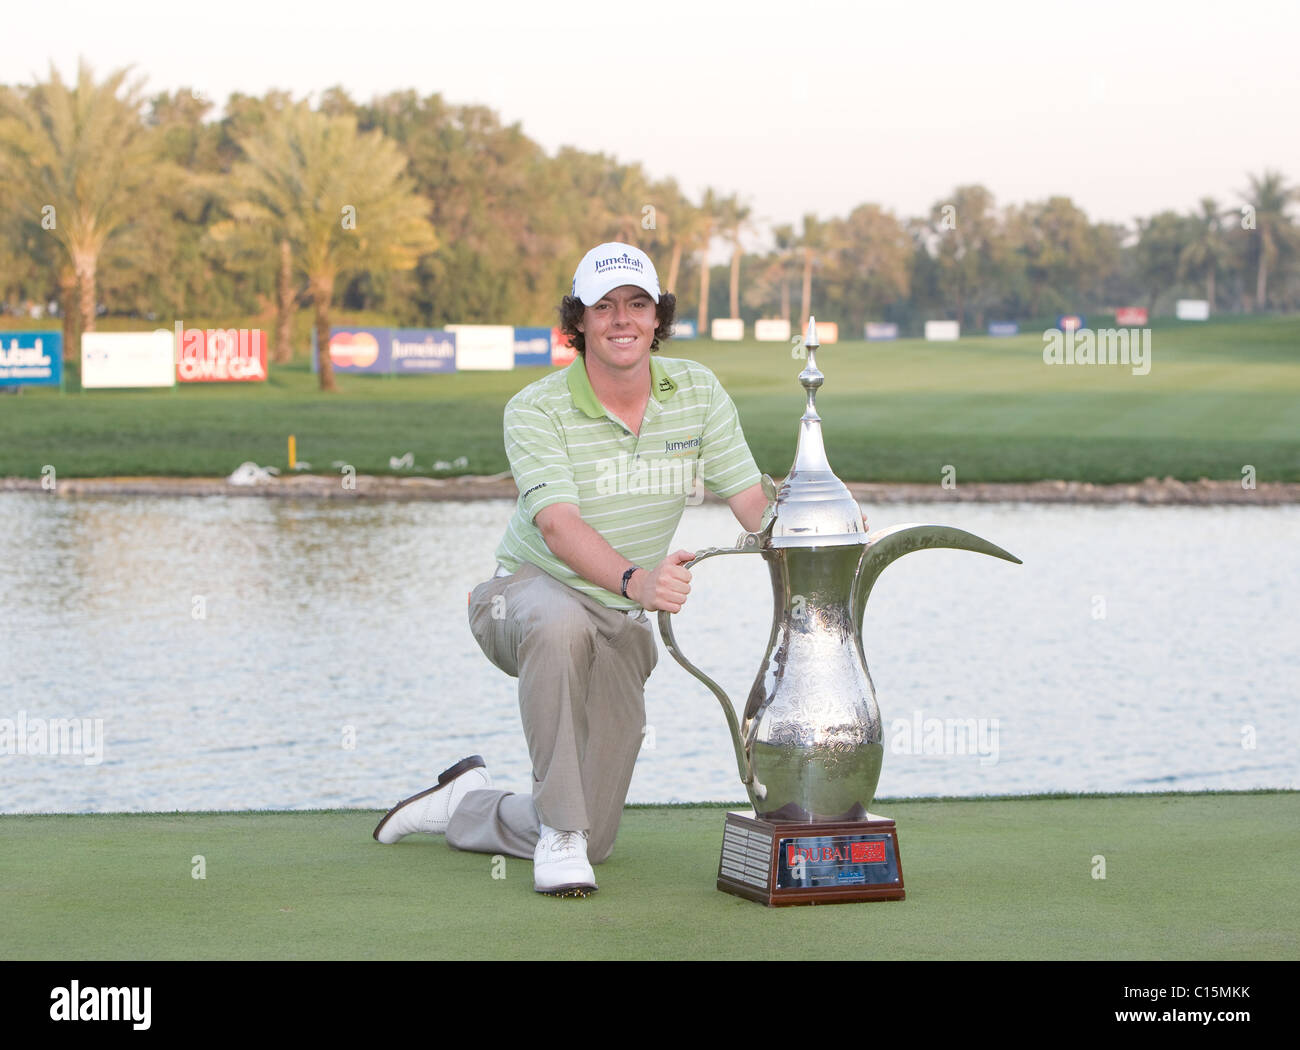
[{"x1": 620, "y1": 566, "x2": 640, "y2": 599}]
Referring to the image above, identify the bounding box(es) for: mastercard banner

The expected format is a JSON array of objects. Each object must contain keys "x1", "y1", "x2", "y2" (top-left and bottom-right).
[{"x1": 325, "y1": 327, "x2": 391, "y2": 373}]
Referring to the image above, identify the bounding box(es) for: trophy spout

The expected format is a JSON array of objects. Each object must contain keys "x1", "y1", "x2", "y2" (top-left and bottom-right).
[{"x1": 852, "y1": 523, "x2": 1022, "y2": 636}]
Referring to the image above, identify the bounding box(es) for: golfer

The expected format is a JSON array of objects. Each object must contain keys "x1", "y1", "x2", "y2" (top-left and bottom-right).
[{"x1": 373, "y1": 242, "x2": 767, "y2": 895}]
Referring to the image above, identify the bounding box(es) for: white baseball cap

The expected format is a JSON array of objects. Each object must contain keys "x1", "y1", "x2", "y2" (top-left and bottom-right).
[{"x1": 571, "y1": 242, "x2": 661, "y2": 306}]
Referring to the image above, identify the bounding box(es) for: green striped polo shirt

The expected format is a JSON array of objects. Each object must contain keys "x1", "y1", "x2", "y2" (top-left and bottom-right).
[{"x1": 494, "y1": 354, "x2": 762, "y2": 608}]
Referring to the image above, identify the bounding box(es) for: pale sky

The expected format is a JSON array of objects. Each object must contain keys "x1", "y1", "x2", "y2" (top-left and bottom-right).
[{"x1": 6, "y1": 0, "x2": 1298, "y2": 248}]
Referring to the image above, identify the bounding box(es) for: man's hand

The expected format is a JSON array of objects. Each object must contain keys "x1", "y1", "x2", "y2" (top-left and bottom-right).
[{"x1": 627, "y1": 550, "x2": 694, "y2": 613}]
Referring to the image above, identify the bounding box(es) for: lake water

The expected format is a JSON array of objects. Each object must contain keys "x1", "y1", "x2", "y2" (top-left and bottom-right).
[{"x1": 1, "y1": 493, "x2": 1296, "y2": 813}]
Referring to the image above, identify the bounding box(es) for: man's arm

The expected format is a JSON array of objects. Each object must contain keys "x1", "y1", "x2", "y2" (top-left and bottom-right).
[
  {"x1": 534, "y1": 503, "x2": 693, "y2": 613},
  {"x1": 727, "y1": 481, "x2": 768, "y2": 534}
]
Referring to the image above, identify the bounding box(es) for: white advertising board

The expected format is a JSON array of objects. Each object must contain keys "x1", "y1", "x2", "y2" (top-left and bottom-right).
[
  {"x1": 1175, "y1": 299, "x2": 1210, "y2": 321},
  {"x1": 81, "y1": 331, "x2": 176, "y2": 388},
  {"x1": 445, "y1": 325, "x2": 515, "y2": 370},
  {"x1": 754, "y1": 319, "x2": 791, "y2": 342},
  {"x1": 924, "y1": 320, "x2": 961, "y2": 341},
  {"x1": 711, "y1": 318, "x2": 744, "y2": 341}
]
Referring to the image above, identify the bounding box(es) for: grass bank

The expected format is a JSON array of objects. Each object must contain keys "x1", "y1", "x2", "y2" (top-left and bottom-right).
[{"x1": 4, "y1": 314, "x2": 1298, "y2": 483}]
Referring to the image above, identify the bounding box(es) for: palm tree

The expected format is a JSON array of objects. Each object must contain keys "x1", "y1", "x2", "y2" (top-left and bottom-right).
[
  {"x1": 721, "y1": 194, "x2": 753, "y2": 320},
  {"x1": 0, "y1": 61, "x2": 159, "y2": 358},
  {"x1": 696, "y1": 188, "x2": 722, "y2": 335},
  {"x1": 771, "y1": 223, "x2": 797, "y2": 322},
  {"x1": 662, "y1": 198, "x2": 695, "y2": 295},
  {"x1": 213, "y1": 102, "x2": 437, "y2": 391},
  {"x1": 798, "y1": 213, "x2": 828, "y2": 330},
  {"x1": 1178, "y1": 198, "x2": 1228, "y2": 310},
  {"x1": 1241, "y1": 171, "x2": 1297, "y2": 311},
  {"x1": 609, "y1": 162, "x2": 650, "y2": 243}
]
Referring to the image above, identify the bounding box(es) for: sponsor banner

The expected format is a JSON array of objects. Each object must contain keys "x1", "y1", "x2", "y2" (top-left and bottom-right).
[
  {"x1": 176, "y1": 327, "x2": 267, "y2": 383},
  {"x1": 0, "y1": 331, "x2": 62, "y2": 386},
  {"x1": 328, "y1": 327, "x2": 390, "y2": 373},
  {"x1": 711, "y1": 318, "x2": 744, "y2": 341},
  {"x1": 814, "y1": 321, "x2": 838, "y2": 344},
  {"x1": 1055, "y1": 314, "x2": 1085, "y2": 332},
  {"x1": 391, "y1": 329, "x2": 456, "y2": 374},
  {"x1": 1175, "y1": 299, "x2": 1210, "y2": 321},
  {"x1": 865, "y1": 322, "x2": 898, "y2": 341},
  {"x1": 924, "y1": 320, "x2": 960, "y2": 341},
  {"x1": 988, "y1": 321, "x2": 1019, "y2": 337},
  {"x1": 81, "y1": 331, "x2": 175, "y2": 388},
  {"x1": 513, "y1": 327, "x2": 552, "y2": 368},
  {"x1": 550, "y1": 326, "x2": 578, "y2": 367},
  {"x1": 447, "y1": 324, "x2": 514, "y2": 370},
  {"x1": 1115, "y1": 306, "x2": 1148, "y2": 325},
  {"x1": 671, "y1": 320, "x2": 696, "y2": 340},
  {"x1": 754, "y1": 319, "x2": 791, "y2": 342}
]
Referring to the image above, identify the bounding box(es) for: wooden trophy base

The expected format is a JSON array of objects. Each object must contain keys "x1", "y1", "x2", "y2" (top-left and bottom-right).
[{"x1": 716, "y1": 810, "x2": 905, "y2": 906}]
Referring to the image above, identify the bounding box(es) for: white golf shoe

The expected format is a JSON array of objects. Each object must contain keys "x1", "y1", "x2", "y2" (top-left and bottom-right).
[
  {"x1": 533, "y1": 823, "x2": 598, "y2": 897},
  {"x1": 372, "y1": 755, "x2": 490, "y2": 844}
]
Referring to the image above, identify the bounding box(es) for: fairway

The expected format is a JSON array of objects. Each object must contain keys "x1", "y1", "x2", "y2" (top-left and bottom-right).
[
  {"x1": 2, "y1": 792, "x2": 1294, "y2": 960},
  {"x1": 4, "y1": 315, "x2": 1299, "y2": 484}
]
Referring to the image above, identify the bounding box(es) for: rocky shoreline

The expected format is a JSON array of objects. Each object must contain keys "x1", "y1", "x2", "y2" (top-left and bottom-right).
[{"x1": 3, "y1": 473, "x2": 1297, "y2": 504}]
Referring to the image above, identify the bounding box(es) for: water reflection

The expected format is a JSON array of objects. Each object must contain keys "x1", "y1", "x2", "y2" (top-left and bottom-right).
[{"x1": 1, "y1": 494, "x2": 1296, "y2": 812}]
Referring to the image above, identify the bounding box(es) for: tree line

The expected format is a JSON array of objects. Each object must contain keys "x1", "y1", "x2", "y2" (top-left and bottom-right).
[{"x1": 1, "y1": 62, "x2": 1296, "y2": 391}]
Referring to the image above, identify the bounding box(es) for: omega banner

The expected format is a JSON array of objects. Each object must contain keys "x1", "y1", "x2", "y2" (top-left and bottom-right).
[{"x1": 176, "y1": 327, "x2": 267, "y2": 383}]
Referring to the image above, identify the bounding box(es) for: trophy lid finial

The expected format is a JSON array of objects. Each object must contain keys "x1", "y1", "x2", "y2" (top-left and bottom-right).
[{"x1": 766, "y1": 310, "x2": 867, "y2": 548}]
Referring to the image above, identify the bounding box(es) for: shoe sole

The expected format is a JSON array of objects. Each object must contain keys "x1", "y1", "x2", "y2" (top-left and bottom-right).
[
  {"x1": 536, "y1": 884, "x2": 598, "y2": 898},
  {"x1": 372, "y1": 754, "x2": 486, "y2": 842}
]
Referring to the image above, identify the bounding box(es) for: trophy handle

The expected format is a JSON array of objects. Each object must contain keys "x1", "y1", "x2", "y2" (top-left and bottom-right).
[
  {"x1": 657, "y1": 532, "x2": 767, "y2": 789},
  {"x1": 852, "y1": 524, "x2": 1022, "y2": 638}
]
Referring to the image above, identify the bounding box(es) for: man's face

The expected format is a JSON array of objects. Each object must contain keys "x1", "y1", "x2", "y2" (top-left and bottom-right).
[{"x1": 577, "y1": 285, "x2": 658, "y2": 373}]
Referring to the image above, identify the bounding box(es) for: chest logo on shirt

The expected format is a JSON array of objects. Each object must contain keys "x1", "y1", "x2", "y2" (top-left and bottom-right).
[{"x1": 664, "y1": 437, "x2": 701, "y2": 456}]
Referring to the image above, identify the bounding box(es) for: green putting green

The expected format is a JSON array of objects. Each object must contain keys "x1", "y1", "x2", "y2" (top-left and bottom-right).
[{"x1": 2, "y1": 792, "x2": 1294, "y2": 960}]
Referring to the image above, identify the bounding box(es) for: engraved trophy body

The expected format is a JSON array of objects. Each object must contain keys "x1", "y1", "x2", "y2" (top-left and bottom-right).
[{"x1": 659, "y1": 318, "x2": 1020, "y2": 905}]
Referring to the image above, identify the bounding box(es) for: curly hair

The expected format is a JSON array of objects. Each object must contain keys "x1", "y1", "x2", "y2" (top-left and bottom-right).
[{"x1": 557, "y1": 292, "x2": 677, "y2": 355}]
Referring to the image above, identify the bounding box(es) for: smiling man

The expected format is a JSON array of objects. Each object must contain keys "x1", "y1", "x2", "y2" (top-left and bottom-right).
[{"x1": 373, "y1": 242, "x2": 768, "y2": 896}]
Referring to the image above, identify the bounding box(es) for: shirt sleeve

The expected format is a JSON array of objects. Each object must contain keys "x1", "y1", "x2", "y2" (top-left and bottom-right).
[
  {"x1": 697, "y1": 370, "x2": 762, "y2": 499},
  {"x1": 503, "y1": 398, "x2": 580, "y2": 521}
]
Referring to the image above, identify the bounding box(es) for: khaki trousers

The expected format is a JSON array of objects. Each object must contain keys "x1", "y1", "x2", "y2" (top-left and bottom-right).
[{"x1": 446, "y1": 562, "x2": 657, "y2": 864}]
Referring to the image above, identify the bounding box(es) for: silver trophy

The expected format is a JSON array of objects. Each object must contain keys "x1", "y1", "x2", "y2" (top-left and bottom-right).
[{"x1": 659, "y1": 317, "x2": 1020, "y2": 904}]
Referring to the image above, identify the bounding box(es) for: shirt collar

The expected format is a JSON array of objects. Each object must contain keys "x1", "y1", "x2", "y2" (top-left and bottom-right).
[{"x1": 566, "y1": 355, "x2": 677, "y2": 419}]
